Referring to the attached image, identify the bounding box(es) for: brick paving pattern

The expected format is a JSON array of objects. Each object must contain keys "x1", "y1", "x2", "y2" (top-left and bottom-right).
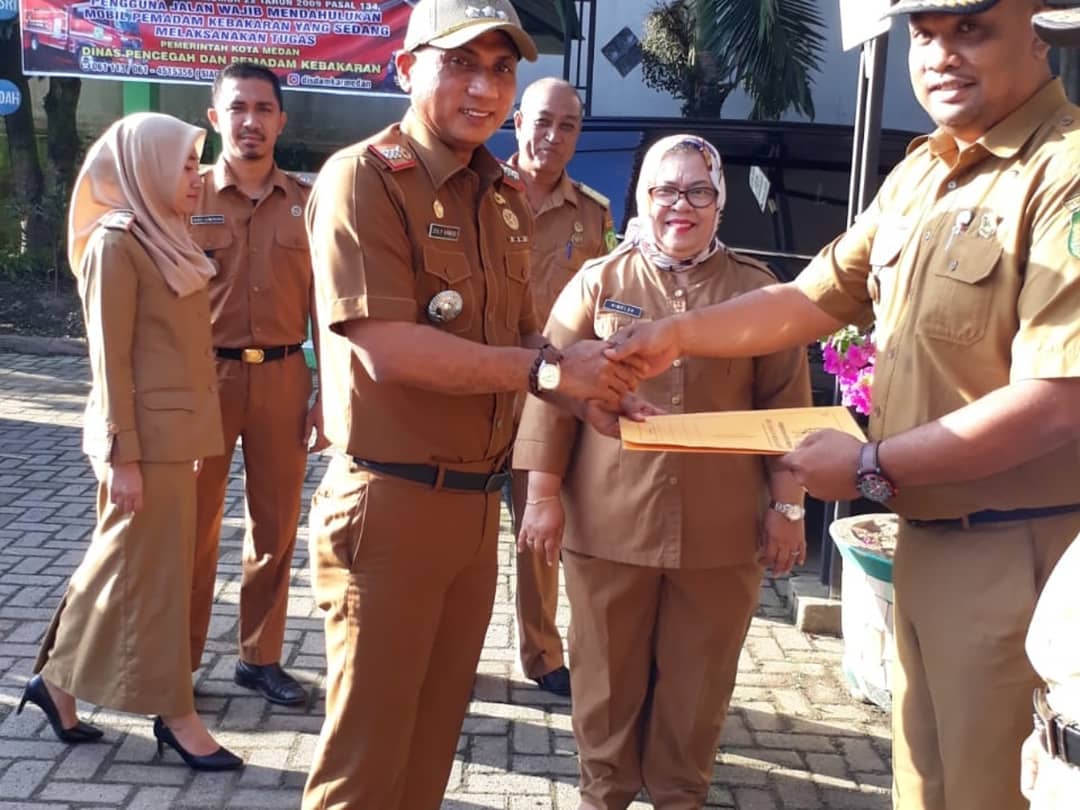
[{"x1": 0, "y1": 352, "x2": 891, "y2": 809}]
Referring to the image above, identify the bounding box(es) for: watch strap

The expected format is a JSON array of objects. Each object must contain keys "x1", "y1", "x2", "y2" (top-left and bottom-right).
[{"x1": 857, "y1": 441, "x2": 879, "y2": 476}]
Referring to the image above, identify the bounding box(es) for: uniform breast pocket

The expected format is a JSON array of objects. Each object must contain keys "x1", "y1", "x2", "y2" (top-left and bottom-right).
[
  {"x1": 420, "y1": 245, "x2": 474, "y2": 334},
  {"x1": 191, "y1": 227, "x2": 234, "y2": 271},
  {"x1": 275, "y1": 226, "x2": 308, "y2": 255},
  {"x1": 593, "y1": 311, "x2": 636, "y2": 341},
  {"x1": 916, "y1": 235, "x2": 1002, "y2": 346},
  {"x1": 504, "y1": 250, "x2": 530, "y2": 331}
]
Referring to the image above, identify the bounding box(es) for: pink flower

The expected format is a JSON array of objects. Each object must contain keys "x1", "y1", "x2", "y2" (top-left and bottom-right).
[{"x1": 820, "y1": 328, "x2": 876, "y2": 416}]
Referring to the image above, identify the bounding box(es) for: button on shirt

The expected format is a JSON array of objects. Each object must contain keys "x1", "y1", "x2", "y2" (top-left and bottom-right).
[
  {"x1": 308, "y1": 112, "x2": 539, "y2": 467},
  {"x1": 796, "y1": 80, "x2": 1080, "y2": 520},
  {"x1": 191, "y1": 160, "x2": 312, "y2": 349},
  {"x1": 514, "y1": 248, "x2": 811, "y2": 568}
]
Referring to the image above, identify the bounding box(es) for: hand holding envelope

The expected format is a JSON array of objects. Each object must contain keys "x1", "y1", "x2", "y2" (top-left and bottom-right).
[
  {"x1": 619, "y1": 406, "x2": 864, "y2": 454},
  {"x1": 620, "y1": 406, "x2": 868, "y2": 500}
]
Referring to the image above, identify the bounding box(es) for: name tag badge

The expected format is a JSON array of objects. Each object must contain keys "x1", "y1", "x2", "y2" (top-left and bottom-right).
[
  {"x1": 190, "y1": 214, "x2": 225, "y2": 226},
  {"x1": 601, "y1": 298, "x2": 643, "y2": 319},
  {"x1": 428, "y1": 223, "x2": 461, "y2": 241}
]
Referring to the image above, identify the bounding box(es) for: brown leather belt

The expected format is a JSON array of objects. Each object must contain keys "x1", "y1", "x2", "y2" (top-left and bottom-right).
[
  {"x1": 352, "y1": 458, "x2": 509, "y2": 493},
  {"x1": 1034, "y1": 688, "x2": 1080, "y2": 767},
  {"x1": 215, "y1": 344, "x2": 303, "y2": 364}
]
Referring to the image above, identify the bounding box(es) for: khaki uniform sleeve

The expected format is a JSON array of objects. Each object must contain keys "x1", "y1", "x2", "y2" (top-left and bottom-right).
[
  {"x1": 81, "y1": 232, "x2": 141, "y2": 463},
  {"x1": 513, "y1": 264, "x2": 601, "y2": 476},
  {"x1": 794, "y1": 177, "x2": 905, "y2": 329},
  {"x1": 1012, "y1": 163, "x2": 1080, "y2": 380},
  {"x1": 306, "y1": 154, "x2": 418, "y2": 334}
]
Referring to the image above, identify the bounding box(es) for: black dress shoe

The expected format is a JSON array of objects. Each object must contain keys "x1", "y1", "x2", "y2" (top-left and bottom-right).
[
  {"x1": 152, "y1": 716, "x2": 243, "y2": 771},
  {"x1": 234, "y1": 661, "x2": 307, "y2": 706},
  {"x1": 17, "y1": 674, "x2": 104, "y2": 744},
  {"x1": 533, "y1": 666, "x2": 572, "y2": 698}
]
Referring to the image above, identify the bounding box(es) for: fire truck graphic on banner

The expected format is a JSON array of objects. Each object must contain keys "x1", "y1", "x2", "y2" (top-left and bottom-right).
[{"x1": 19, "y1": 0, "x2": 415, "y2": 96}]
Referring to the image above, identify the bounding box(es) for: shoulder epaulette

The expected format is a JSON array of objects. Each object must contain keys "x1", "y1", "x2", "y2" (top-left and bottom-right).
[
  {"x1": 367, "y1": 142, "x2": 417, "y2": 172},
  {"x1": 500, "y1": 162, "x2": 524, "y2": 191},
  {"x1": 728, "y1": 249, "x2": 778, "y2": 281},
  {"x1": 573, "y1": 180, "x2": 610, "y2": 210},
  {"x1": 285, "y1": 170, "x2": 316, "y2": 187},
  {"x1": 101, "y1": 210, "x2": 136, "y2": 231}
]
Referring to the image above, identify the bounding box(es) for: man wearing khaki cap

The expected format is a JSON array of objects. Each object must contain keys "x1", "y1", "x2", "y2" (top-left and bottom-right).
[
  {"x1": 301, "y1": 1, "x2": 642, "y2": 808},
  {"x1": 609, "y1": 1, "x2": 1080, "y2": 808}
]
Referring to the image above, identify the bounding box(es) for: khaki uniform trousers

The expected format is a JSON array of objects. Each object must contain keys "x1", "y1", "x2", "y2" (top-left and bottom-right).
[
  {"x1": 564, "y1": 549, "x2": 763, "y2": 810},
  {"x1": 37, "y1": 460, "x2": 198, "y2": 716},
  {"x1": 891, "y1": 513, "x2": 1080, "y2": 810},
  {"x1": 190, "y1": 352, "x2": 311, "y2": 668},
  {"x1": 510, "y1": 469, "x2": 565, "y2": 678},
  {"x1": 302, "y1": 456, "x2": 500, "y2": 810}
]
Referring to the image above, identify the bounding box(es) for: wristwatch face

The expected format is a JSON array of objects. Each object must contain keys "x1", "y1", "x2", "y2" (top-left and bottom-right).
[
  {"x1": 538, "y1": 362, "x2": 561, "y2": 391},
  {"x1": 858, "y1": 472, "x2": 895, "y2": 503},
  {"x1": 771, "y1": 503, "x2": 805, "y2": 522}
]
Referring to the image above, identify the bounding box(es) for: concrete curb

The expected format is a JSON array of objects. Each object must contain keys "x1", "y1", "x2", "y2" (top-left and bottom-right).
[{"x1": 0, "y1": 333, "x2": 87, "y2": 356}]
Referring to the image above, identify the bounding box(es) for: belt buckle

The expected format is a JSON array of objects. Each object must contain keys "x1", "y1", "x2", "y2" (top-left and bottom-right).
[
  {"x1": 241, "y1": 348, "x2": 265, "y2": 364},
  {"x1": 483, "y1": 471, "x2": 505, "y2": 493},
  {"x1": 1034, "y1": 688, "x2": 1060, "y2": 758}
]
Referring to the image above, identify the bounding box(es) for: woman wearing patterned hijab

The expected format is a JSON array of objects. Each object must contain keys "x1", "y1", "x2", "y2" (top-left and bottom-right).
[
  {"x1": 18, "y1": 113, "x2": 241, "y2": 772},
  {"x1": 513, "y1": 135, "x2": 811, "y2": 807}
]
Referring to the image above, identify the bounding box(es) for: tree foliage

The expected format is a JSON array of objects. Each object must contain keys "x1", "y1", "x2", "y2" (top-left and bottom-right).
[{"x1": 641, "y1": 0, "x2": 826, "y2": 120}]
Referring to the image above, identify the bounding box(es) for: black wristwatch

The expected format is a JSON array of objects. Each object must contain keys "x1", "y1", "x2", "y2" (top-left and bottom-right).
[{"x1": 856, "y1": 441, "x2": 897, "y2": 503}]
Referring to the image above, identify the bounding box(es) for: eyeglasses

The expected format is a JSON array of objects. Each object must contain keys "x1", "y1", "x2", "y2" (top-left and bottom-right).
[{"x1": 648, "y1": 185, "x2": 719, "y2": 209}]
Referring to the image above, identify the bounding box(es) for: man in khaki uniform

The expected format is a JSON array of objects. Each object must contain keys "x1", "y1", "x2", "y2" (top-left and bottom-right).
[
  {"x1": 189, "y1": 63, "x2": 325, "y2": 706},
  {"x1": 506, "y1": 77, "x2": 617, "y2": 697},
  {"x1": 302, "y1": 2, "x2": 640, "y2": 808},
  {"x1": 609, "y1": 1, "x2": 1080, "y2": 808}
]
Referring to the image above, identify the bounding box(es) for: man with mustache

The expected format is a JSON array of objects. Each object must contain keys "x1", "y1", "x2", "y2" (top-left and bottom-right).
[
  {"x1": 301, "y1": 1, "x2": 640, "y2": 807},
  {"x1": 504, "y1": 77, "x2": 617, "y2": 699},
  {"x1": 607, "y1": 1, "x2": 1080, "y2": 808},
  {"x1": 189, "y1": 62, "x2": 326, "y2": 707}
]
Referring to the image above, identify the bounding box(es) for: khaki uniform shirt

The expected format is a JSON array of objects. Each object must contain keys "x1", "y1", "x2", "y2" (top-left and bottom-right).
[
  {"x1": 508, "y1": 154, "x2": 615, "y2": 322},
  {"x1": 191, "y1": 160, "x2": 312, "y2": 348},
  {"x1": 514, "y1": 248, "x2": 811, "y2": 568},
  {"x1": 1027, "y1": 538, "x2": 1080, "y2": 722},
  {"x1": 308, "y1": 111, "x2": 539, "y2": 467},
  {"x1": 79, "y1": 217, "x2": 223, "y2": 464},
  {"x1": 796, "y1": 80, "x2": 1080, "y2": 520}
]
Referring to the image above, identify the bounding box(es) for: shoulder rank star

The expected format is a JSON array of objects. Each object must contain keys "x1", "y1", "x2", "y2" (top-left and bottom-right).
[
  {"x1": 500, "y1": 163, "x2": 524, "y2": 191},
  {"x1": 367, "y1": 142, "x2": 416, "y2": 172}
]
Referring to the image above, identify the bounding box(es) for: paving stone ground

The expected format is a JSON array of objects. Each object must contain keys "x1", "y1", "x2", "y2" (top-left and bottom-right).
[{"x1": 0, "y1": 352, "x2": 892, "y2": 809}]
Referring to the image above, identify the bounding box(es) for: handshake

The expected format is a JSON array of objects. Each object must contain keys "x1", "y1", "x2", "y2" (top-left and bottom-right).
[{"x1": 545, "y1": 320, "x2": 682, "y2": 437}]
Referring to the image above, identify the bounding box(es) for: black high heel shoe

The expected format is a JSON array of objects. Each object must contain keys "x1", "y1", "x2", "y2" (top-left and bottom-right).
[
  {"x1": 152, "y1": 716, "x2": 243, "y2": 771},
  {"x1": 17, "y1": 674, "x2": 104, "y2": 744}
]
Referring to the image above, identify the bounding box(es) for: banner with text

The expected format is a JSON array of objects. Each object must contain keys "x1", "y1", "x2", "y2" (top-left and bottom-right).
[{"x1": 18, "y1": 0, "x2": 414, "y2": 95}]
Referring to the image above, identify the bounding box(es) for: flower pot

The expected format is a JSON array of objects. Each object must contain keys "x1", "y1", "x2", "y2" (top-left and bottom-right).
[{"x1": 829, "y1": 513, "x2": 897, "y2": 711}]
